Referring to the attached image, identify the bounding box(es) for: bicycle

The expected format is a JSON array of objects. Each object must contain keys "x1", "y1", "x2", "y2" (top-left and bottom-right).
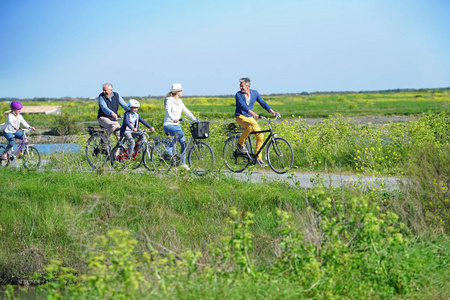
[
  {"x1": 222, "y1": 115, "x2": 294, "y2": 174},
  {"x1": 0, "y1": 128, "x2": 41, "y2": 170},
  {"x1": 109, "y1": 128, "x2": 154, "y2": 171},
  {"x1": 149, "y1": 120, "x2": 215, "y2": 175},
  {"x1": 85, "y1": 120, "x2": 122, "y2": 169}
]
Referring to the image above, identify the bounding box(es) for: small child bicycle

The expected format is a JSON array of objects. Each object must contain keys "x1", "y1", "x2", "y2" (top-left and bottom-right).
[{"x1": 0, "y1": 128, "x2": 41, "y2": 170}]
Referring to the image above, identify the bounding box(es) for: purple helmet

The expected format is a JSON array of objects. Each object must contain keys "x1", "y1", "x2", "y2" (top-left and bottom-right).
[{"x1": 10, "y1": 101, "x2": 23, "y2": 110}]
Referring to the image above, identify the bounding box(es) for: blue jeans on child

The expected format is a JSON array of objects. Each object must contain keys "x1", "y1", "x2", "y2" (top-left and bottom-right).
[
  {"x1": 163, "y1": 124, "x2": 187, "y2": 164},
  {"x1": 2, "y1": 130, "x2": 24, "y2": 154}
]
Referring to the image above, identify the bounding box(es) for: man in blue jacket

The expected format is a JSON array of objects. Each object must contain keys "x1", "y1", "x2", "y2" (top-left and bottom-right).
[
  {"x1": 97, "y1": 83, "x2": 130, "y2": 145},
  {"x1": 235, "y1": 77, "x2": 279, "y2": 168}
]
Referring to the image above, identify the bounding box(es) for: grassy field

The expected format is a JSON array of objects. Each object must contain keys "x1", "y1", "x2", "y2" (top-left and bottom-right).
[
  {"x1": 0, "y1": 158, "x2": 449, "y2": 298},
  {"x1": 0, "y1": 90, "x2": 449, "y2": 298},
  {"x1": 1, "y1": 89, "x2": 449, "y2": 129}
]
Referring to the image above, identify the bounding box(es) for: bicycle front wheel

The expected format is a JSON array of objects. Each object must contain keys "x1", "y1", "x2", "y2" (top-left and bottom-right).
[
  {"x1": 148, "y1": 141, "x2": 172, "y2": 173},
  {"x1": 266, "y1": 137, "x2": 294, "y2": 174},
  {"x1": 23, "y1": 146, "x2": 41, "y2": 170},
  {"x1": 188, "y1": 141, "x2": 214, "y2": 175},
  {"x1": 85, "y1": 133, "x2": 108, "y2": 169},
  {"x1": 0, "y1": 145, "x2": 10, "y2": 167},
  {"x1": 223, "y1": 135, "x2": 249, "y2": 173}
]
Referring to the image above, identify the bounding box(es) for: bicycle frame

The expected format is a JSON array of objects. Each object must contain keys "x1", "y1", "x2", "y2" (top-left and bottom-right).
[
  {"x1": 114, "y1": 130, "x2": 149, "y2": 160},
  {"x1": 8, "y1": 129, "x2": 32, "y2": 157},
  {"x1": 232, "y1": 117, "x2": 277, "y2": 164}
]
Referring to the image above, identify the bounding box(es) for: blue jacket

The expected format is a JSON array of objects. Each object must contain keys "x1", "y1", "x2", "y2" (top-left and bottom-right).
[
  {"x1": 119, "y1": 111, "x2": 152, "y2": 136},
  {"x1": 235, "y1": 89, "x2": 272, "y2": 117}
]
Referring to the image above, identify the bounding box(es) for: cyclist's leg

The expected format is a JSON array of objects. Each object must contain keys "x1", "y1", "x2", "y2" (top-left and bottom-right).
[
  {"x1": 236, "y1": 116, "x2": 264, "y2": 159},
  {"x1": 164, "y1": 125, "x2": 186, "y2": 162},
  {"x1": 123, "y1": 131, "x2": 134, "y2": 156},
  {"x1": 98, "y1": 117, "x2": 120, "y2": 144},
  {"x1": 2, "y1": 131, "x2": 18, "y2": 154}
]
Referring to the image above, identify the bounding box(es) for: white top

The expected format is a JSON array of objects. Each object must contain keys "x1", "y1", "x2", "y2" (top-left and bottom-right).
[
  {"x1": 125, "y1": 113, "x2": 139, "y2": 132},
  {"x1": 0, "y1": 113, "x2": 31, "y2": 133},
  {"x1": 163, "y1": 97, "x2": 196, "y2": 126}
]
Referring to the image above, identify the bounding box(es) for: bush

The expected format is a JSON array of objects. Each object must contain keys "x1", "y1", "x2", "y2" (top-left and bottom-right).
[{"x1": 51, "y1": 113, "x2": 83, "y2": 136}]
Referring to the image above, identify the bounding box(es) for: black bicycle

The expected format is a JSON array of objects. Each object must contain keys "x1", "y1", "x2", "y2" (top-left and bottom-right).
[
  {"x1": 149, "y1": 119, "x2": 215, "y2": 175},
  {"x1": 222, "y1": 115, "x2": 294, "y2": 174},
  {"x1": 85, "y1": 118, "x2": 123, "y2": 169}
]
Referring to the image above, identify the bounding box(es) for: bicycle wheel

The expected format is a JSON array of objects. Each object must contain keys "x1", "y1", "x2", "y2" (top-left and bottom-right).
[
  {"x1": 223, "y1": 135, "x2": 250, "y2": 173},
  {"x1": 266, "y1": 137, "x2": 294, "y2": 174},
  {"x1": 22, "y1": 146, "x2": 41, "y2": 170},
  {"x1": 188, "y1": 141, "x2": 214, "y2": 175},
  {"x1": 85, "y1": 133, "x2": 108, "y2": 169},
  {"x1": 149, "y1": 141, "x2": 172, "y2": 173},
  {"x1": 0, "y1": 145, "x2": 10, "y2": 167},
  {"x1": 110, "y1": 145, "x2": 129, "y2": 172},
  {"x1": 129, "y1": 143, "x2": 145, "y2": 169}
]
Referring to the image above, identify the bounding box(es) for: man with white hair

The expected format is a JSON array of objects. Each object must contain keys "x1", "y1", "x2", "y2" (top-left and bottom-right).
[{"x1": 97, "y1": 83, "x2": 130, "y2": 145}]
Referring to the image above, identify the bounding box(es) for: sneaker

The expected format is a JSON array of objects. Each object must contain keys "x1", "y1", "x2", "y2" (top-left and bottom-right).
[
  {"x1": 257, "y1": 159, "x2": 268, "y2": 168},
  {"x1": 237, "y1": 143, "x2": 248, "y2": 154},
  {"x1": 180, "y1": 164, "x2": 190, "y2": 171}
]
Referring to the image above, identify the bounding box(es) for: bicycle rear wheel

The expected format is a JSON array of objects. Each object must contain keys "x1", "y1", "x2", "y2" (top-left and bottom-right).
[
  {"x1": 129, "y1": 144, "x2": 145, "y2": 169},
  {"x1": 188, "y1": 141, "x2": 214, "y2": 175},
  {"x1": 110, "y1": 145, "x2": 129, "y2": 172},
  {"x1": 223, "y1": 135, "x2": 250, "y2": 173},
  {"x1": 266, "y1": 137, "x2": 294, "y2": 174},
  {"x1": 23, "y1": 146, "x2": 41, "y2": 170},
  {"x1": 148, "y1": 141, "x2": 172, "y2": 173},
  {"x1": 85, "y1": 133, "x2": 108, "y2": 169},
  {"x1": 0, "y1": 145, "x2": 10, "y2": 167}
]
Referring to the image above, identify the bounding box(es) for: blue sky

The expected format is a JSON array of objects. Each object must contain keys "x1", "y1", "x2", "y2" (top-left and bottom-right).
[{"x1": 1, "y1": 0, "x2": 449, "y2": 98}]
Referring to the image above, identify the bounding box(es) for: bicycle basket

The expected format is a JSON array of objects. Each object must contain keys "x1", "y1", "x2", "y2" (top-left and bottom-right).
[{"x1": 190, "y1": 121, "x2": 209, "y2": 139}]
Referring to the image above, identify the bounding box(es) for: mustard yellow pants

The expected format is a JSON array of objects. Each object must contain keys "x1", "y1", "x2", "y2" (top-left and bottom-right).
[{"x1": 235, "y1": 115, "x2": 264, "y2": 160}]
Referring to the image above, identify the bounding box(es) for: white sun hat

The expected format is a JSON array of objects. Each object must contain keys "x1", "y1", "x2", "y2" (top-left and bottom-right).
[{"x1": 171, "y1": 83, "x2": 183, "y2": 92}]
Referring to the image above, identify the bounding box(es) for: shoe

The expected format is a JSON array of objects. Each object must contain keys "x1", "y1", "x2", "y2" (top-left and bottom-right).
[
  {"x1": 180, "y1": 164, "x2": 190, "y2": 171},
  {"x1": 237, "y1": 143, "x2": 248, "y2": 154},
  {"x1": 257, "y1": 159, "x2": 268, "y2": 168}
]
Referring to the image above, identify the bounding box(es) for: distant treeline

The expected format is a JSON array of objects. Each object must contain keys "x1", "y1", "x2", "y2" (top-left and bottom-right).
[{"x1": 1, "y1": 86, "x2": 449, "y2": 102}]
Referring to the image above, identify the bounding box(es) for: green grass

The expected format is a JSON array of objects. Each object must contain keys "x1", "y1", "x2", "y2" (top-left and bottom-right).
[
  {"x1": 0, "y1": 164, "x2": 448, "y2": 298},
  {"x1": 2, "y1": 89, "x2": 449, "y2": 128}
]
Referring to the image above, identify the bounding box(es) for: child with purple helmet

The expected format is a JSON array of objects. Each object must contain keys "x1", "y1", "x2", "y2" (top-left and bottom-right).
[{"x1": 0, "y1": 101, "x2": 35, "y2": 160}]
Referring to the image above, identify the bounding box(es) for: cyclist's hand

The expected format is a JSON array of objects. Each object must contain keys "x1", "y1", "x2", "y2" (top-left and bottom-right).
[
  {"x1": 133, "y1": 128, "x2": 137, "y2": 132},
  {"x1": 250, "y1": 111, "x2": 259, "y2": 119},
  {"x1": 29, "y1": 127, "x2": 36, "y2": 131},
  {"x1": 111, "y1": 112, "x2": 118, "y2": 120},
  {"x1": 149, "y1": 127, "x2": 155, "y2": 132}
]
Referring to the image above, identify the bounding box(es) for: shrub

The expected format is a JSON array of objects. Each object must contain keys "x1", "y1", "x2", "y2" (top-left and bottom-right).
[{"x1": 51, "y1": 113, "x2": 83, "y2": 136}]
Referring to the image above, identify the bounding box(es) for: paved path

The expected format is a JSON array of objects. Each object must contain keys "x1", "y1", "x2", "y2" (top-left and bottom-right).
[{"x1": 220, "y1": 170, "x2": 404, "y2": 190}]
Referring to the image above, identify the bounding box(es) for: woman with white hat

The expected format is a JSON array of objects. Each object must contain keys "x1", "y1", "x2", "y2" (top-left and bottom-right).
[{"x1": 163, "y1": 83, "x2": 197, "y2": 170}]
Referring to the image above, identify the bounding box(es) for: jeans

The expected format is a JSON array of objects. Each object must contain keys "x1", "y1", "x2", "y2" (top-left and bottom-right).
[
  {"x1": 2, "y1": 130, "x2": 24, "y2": 154},
  {"x1": 163, "y1": 124, "x2": 187, "y2": 164}
]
